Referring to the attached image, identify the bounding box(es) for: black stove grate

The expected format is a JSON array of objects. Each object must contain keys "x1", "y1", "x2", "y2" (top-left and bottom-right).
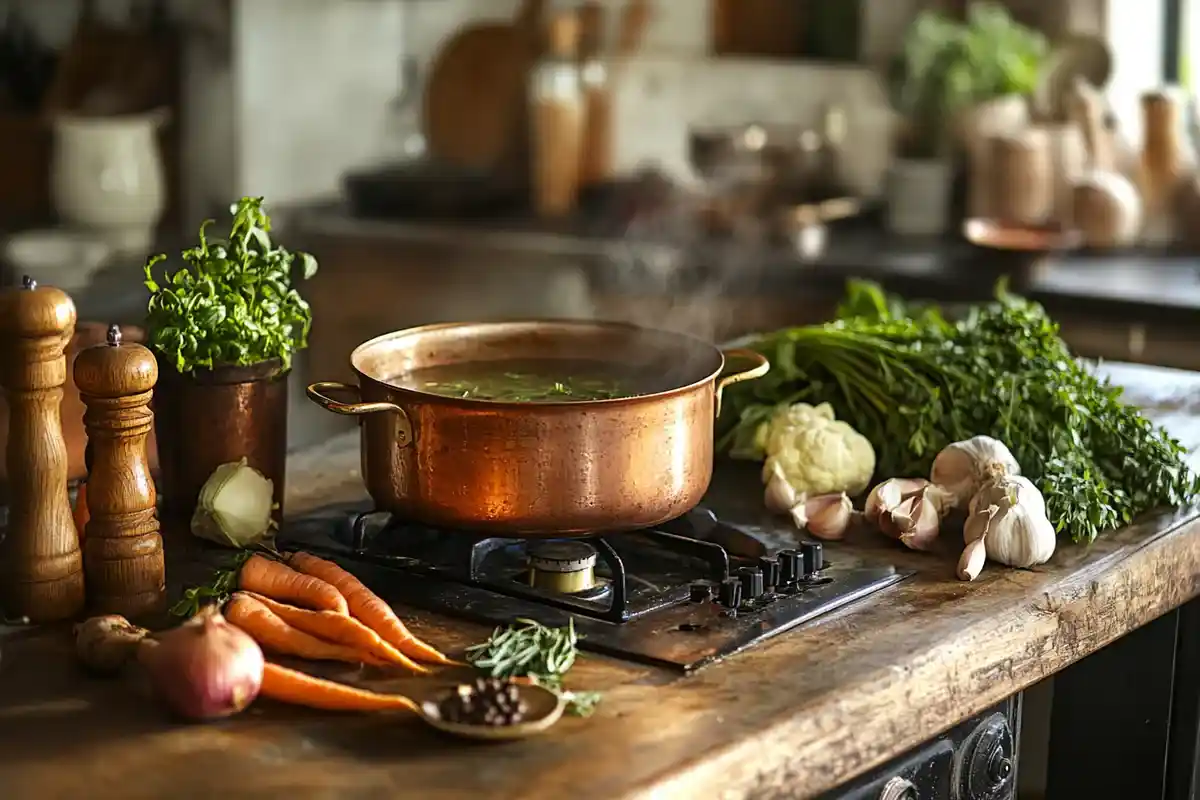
[{"x1": 281, "y1": 504, "x2": 911, "y2": 671}]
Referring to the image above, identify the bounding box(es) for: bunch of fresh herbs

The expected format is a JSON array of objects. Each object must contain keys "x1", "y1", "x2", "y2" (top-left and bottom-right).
[
  {"x1": 717, "y1": 281, "x2": 1200, "y2": 544},
  {"x1": 466, "y1": 618, "x2": 602, "y2": 716},
  {"x1": 144, "y1": 197, "x2": 319, "y2": 374}
]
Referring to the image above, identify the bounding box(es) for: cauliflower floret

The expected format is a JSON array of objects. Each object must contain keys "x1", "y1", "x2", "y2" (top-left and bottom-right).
[{"x1": 758, "y1": 402, "x2": 875, "y2": 497}]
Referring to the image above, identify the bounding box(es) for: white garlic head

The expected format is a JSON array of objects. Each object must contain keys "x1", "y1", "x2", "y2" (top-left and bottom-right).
[
  {"x1": 963, "y1": 477, "x2": 1056, "y2": 569},
  {"x1": 967, "y1": 474, "x2": 1046, "y2": 527},
  {"x1": 931, "y1": 435, "x2": 1021, "y2": 509}
]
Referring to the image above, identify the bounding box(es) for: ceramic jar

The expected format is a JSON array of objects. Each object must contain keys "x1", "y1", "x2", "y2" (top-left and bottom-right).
[
  {"x1": 886, "y1": 158, "x2": 952, "y2": 236},
  {"x1": 50, "y1": 109, "x2": 168, "y2": 256},
  {"x1": 959, "y1": 95, "x2": 1031, "y2": 218}
]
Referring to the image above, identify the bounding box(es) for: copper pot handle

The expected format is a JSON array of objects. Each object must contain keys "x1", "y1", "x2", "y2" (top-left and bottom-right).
[
  {"x1": 306, "y1": 381, "x2": 413, "y2": 446},
  {"x1": 714, "y1": 349, "x2": 770, "y2": 418}
]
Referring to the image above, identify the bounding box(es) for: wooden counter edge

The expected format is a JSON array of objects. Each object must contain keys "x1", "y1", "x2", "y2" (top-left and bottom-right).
[{"x1": 626, "y1": 512, "x2": 1200, "y2": 799}]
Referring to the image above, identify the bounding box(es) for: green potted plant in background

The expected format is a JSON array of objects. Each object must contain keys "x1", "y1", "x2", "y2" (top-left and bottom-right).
[
  {"x1": 144, "y1": 197, "x2": 318, "y2": 523},
  {"x1": 885, "y1": 4, "x2": 1046, "y2": 235}
]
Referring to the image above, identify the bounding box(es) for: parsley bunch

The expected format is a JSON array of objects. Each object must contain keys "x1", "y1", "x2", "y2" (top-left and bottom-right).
[
  {"x1": 144, "y1": 197, "x2": 318, "y2": 374},
  {"x1": 718, "y1": 281, "x2": 1200, "y2": 543}
]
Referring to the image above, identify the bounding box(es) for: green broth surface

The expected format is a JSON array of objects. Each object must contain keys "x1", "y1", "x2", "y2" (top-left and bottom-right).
[{"x1": 392, "y1": 358, "x2": 663, "y2": 402}]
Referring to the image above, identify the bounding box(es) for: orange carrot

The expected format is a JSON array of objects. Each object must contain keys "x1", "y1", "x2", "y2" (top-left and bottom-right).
[
  {"x1": 288, "y1": 551, "x2": 456, "y2": 665},
  {"x1": 239, "y1": 554, "x2": 349, "y2": 615},
  {"x1": 242, "y1": 591, "x2": 429, "y2": 674},
  {"x1": 260, "y1": 662, "x2": 420, "y2": 712},
  {"x1": 225, "y1": 593, "x2": 376, "y2": 665}
]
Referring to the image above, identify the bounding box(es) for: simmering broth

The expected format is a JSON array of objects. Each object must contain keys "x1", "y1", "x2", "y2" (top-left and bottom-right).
[{"x1": 392, "y1": 358, "x2": 669, "y2": 402}]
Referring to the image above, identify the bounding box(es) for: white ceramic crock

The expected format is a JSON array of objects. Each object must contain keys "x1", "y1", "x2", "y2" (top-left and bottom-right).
[{"x1": 50, "y1": 108, "x2": 168, "y2": 256}]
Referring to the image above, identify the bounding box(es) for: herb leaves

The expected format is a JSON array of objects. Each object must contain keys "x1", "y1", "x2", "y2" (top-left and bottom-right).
[
  {"x1": 718, "y1": 281, "x2": 1200, "y2": 544},
  {"x1": 466, "y1": 618, "x2": 601, "y2": 717},
  {"x1": 144, "y1": 197, "x2": 318, "y2": 374}
]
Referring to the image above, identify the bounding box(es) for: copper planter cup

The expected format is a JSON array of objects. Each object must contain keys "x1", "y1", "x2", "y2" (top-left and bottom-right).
[
  {"x1": 307, "y1": 320, "x2": 769, "y2": 537},
  {"x1": 154, "y1": 358, "x2": 289, "y2": 523}
]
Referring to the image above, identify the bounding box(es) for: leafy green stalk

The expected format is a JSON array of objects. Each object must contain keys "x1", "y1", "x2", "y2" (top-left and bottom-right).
[
  {"x1": 170, "y1": 550, "x2": 253, "y2": 619},
  {"x1": 144, "y1": 197, "x2": 319, "y2": 374},
  {"x1": 465, "y1": 618, "x2": 601, "y2": 717},
  {"x1": 718, "y1": 281, "x2": 1200, "y2": 544}
]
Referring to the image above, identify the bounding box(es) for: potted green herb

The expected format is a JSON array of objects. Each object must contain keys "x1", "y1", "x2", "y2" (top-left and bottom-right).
[
  {"x1": 886, "y1": 4, "x2": 1046, "y2": 235},
  {"x1": 144, "y1": 197, "x2": 318, "y2": 521}
]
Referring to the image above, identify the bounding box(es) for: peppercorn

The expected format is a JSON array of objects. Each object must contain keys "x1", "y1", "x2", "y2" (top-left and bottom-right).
[{"x1": 437, "y1": 677, "x2": 529, "y2": 726}]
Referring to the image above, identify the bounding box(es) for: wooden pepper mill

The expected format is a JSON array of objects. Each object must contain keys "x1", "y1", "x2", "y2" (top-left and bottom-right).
[
  {"x1": 0, "y1": 276, "x2": 85, "y2": 621},
  {"x1": 74, "y1": 324, "x2": 165, "y2": 617}
]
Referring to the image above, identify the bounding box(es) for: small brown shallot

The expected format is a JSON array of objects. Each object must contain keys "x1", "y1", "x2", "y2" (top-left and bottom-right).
[
  {"x1": 74, "y1": 615, "x2": 151, "y2": 674},
  {"x1": 789, "y1": 492, "x2": 853, "y2": 540},
  {"x1": 957, "y1": 534, "x2": 989, "y2": 582}
]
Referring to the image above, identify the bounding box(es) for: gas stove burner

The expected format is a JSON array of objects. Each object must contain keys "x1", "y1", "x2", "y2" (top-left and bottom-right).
[
  {"x1": 527, "y1": 540, "x2": 604, "y2": 595},
  {"x1": 281, "y1": 503, "x2": 912, "y2": 671}
]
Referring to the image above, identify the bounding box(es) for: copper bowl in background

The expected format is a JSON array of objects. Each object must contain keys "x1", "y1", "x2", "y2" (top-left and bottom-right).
[{"x1": 963, "y1": 218, "x2": 1082, "y2": 286}]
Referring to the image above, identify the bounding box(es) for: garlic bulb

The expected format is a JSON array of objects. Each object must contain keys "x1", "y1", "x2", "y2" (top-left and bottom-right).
[
  {"x1": 967, "y1": 474, "x2": 1046, "y2": 525},
  {"x1": 864, "y1": 478, "x2": 952, "y2": 550},
  {"x1": 963, "y1": 477, "x2": 1056, "y2": 568},
  {"x1": 792, "y1": 492, "x2": 853, "y2": 541},
  {"x1": 764, "y1": 461, "x2": 799, "y2": 514},
  {"x1": 930, "y1": 435, "x2": 1021, "y2": 509}
]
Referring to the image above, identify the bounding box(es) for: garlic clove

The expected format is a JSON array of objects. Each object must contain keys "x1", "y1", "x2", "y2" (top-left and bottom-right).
[
  {"x1": 803, "y1": 492, "x2": 853, "y2": 541},
  {"x1": 763, "y1": 461, "x2": 799, "y2": 514},
  {"x1": 864, "y1": 478, "x2": 930, "y2": 527},
  {"x1": 787, "y1": 501, "x2": 808, "y2": 530},
  {"x1": 957, "y1": 534, "x2": 988, "y2": 581},
  {"x1": 893, "y1": 492, "x2": 943, "y2": 551},
  {"x1": 964, "y1": 503, "x2": 1000, "y2": 543}
]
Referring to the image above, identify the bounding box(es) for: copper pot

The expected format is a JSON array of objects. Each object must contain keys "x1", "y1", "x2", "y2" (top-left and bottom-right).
[{"x1": 306, "y1": 320, "x2": 768, "y2": 537}]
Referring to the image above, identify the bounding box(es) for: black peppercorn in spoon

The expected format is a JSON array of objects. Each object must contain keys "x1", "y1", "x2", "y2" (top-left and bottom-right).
[{"x1": 420, "y1": 681, "x2": 565, "y2": 741}]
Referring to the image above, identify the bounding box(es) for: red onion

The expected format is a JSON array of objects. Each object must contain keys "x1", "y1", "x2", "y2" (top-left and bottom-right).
[{"x1": 137, "y1": 605, "x2": 264, "y2": 721}]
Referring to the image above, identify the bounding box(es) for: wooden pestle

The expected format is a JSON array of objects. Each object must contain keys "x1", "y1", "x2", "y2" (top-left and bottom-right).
[
  {"x1": 0, "y1": 276, "x2": 85, "y2": 622},
  {"x1": 74, "y1": 324, "x2": 165, "y2": 618}
]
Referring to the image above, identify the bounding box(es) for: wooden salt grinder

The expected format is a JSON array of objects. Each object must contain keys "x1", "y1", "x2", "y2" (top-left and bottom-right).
[
  {"x1": 0, "y1": 276, "x2": 85, "y2": 621},
  {"x1": 74, "y1": 324, "x2": 165, "y2": 617}
]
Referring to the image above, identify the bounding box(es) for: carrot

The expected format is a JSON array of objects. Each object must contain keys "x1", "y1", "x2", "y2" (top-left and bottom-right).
[
  {"x1": 288, "y1": 551, "x2": 456, "y2": 665},
  {"x1": 242, "y1": 591, "x2": 429, "y2": 675},
  {"x1": 225, "y1": 593, "x2": 377, "y2": 665},
  {"x1": 238, "y1": 554, "x2": 349, "y2": 615},
  {"x1": 260, "y1": 662, "x2": 420, "y2": 713}
]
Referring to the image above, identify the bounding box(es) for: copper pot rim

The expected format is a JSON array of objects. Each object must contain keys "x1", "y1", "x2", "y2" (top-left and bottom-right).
[{"x1": 349, "y1": 318, "x2": 739, "y2": 411}]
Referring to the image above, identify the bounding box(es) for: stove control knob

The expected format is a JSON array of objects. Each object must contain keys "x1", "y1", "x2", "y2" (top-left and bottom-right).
[
  {"x1": 878, "y1": 776, "x2": 917, "y2": 800},
  {"x1": 778, "y1": 549, "x2": 801, "y2": 584},
  {"x1": 758, "y1": 556, "x2": 780, "y2": 590},
  {"x1": 737, "y1": 566, "x2": 764, "y2": 599},
  {"x1": 689, "y1": 582, "x2": 713, "y2": 602},
  {"x1": 717, "y1": 577, "x2": 743, "y2": 608},
  {"x1": 800, "y1": 541, "x2": 824, "y2": 576}
]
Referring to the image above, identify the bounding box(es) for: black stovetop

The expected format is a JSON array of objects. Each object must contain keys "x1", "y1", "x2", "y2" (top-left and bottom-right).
[{"x1": 279, "y1": 504, "x2": 911, "y2": 672}]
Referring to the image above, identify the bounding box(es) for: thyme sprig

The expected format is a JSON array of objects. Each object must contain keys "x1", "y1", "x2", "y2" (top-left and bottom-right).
[
  {"x1": 465, "y1": 618, "x2": 600, "y2": 717},
  {"x1": 169, "y1": 550, "x2": 253, "y2": 619}
]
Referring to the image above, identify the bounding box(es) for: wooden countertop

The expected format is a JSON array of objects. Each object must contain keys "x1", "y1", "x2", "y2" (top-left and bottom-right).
[{"x1": 2, "y1": 362, "x2": 1200, "y2": 800}]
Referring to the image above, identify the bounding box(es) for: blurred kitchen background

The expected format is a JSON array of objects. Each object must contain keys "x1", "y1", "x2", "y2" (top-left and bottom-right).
[{"x1": 0, "y1": 0, "x2": 1197, "y2": 393}]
